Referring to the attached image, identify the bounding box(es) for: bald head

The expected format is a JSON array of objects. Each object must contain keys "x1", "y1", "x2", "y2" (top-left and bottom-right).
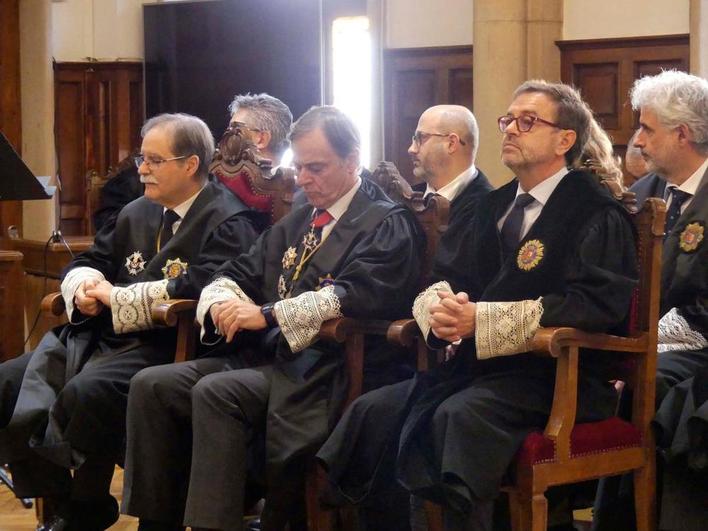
[{"x1": 409, "y1": 105, "x2": 479, "y2": 190}]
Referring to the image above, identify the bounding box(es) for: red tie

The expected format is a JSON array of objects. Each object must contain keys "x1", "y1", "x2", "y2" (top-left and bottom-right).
[{"x1": 311, "y1": 209, "x2": 333, "y2": 228}]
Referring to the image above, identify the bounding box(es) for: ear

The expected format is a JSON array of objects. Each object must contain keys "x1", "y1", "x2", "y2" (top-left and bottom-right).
[
  {"x1": 447, "y1": 133, "x2": 463, "y2": 154},
  {"x1": 255, "y1": 130, "x2": 272, "y2": 152},
  {"x1": 675, "y1": 123, "x2": 692, "y2": 145},
  {"x1": 185, "y1": 154, "x2": 200, "y2": 178},
  {"x1": 555, "y1": 129, "x2": 577, "y2": 157},
  {"x1": 344, "y1": 149, "x2": 360, "y2": 174}
]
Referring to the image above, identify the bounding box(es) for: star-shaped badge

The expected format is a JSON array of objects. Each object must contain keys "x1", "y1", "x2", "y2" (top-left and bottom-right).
[
  {"x1": 282, "y1": 246, "x2": 297, "y2": 269},
  {"x1": 162, "y1": 258, "x2": 189, "y2": 279},
  {"x1": 125, "y1": 251, "x2": 146, "y2": 276}
]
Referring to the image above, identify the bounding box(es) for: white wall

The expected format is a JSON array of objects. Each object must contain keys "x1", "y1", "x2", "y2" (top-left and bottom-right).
[
  {"x1": 563, "y1": 0, "x2": 690, "y2": 40},
  {"x1": 52, "y1": 0, "x2": 146, "y2": 61},
  {"x1": 385, "y1": 0, "x2": 473, "y2": 48}
]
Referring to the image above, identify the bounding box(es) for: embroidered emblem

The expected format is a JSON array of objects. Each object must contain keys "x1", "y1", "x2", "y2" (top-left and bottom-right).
[
  {"x1": 161, "y1": 258, "x2": 189, "y2": 279},
  {"x1": 282, "y1": 246, "x2": 297, "y2": 269},
  {"x1": 679, "y1": 222, "x2": 704, "y2": 253},
  {"x1": 303, "y1": 229, "x2": 320, "y2": 252},
  {"x1": 278, "y1": 274, "x2": 288, "y2": 299},
  {"x1": 517, "y1": 239, "x2": 545, "y2": 271},
  {"x1": 125, "y1": 251, "x2": 146, "y2": 276},
  {"x1": 317, "y1": 274, "x2": 335, "y2": 291}
]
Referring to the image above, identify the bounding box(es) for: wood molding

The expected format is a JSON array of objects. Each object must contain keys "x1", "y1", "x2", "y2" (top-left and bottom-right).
[{"x1": 556, "y1": 34, "x2": 689, "y2": 51}]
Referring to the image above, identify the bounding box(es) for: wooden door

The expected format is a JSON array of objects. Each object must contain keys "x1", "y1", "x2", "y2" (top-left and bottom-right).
[{"x1": 384, "y1": 46, "x2": 473, "y2": 185}]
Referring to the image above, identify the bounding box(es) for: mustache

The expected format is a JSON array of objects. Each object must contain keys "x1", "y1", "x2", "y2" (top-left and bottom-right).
[{"x1": 139, "y1": 176, "x2": 158, "y2": 184}]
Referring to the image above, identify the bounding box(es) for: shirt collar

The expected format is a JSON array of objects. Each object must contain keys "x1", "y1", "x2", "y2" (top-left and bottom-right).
[
  {"x1": 668, "y1": 156, "x2": 708, "y2": 197},
  {"x1": 518, "y1": 166, "x2": 569, "y2": 206},
  {"x1": 166, "y1": 183, "x2": 206, "y2": 219},
  {"x1": 424, "y1": 165, "x2": 478, "y2": 202},
  {"x1": 316, "y1": 176, "x2": 362, "y2": 222}
]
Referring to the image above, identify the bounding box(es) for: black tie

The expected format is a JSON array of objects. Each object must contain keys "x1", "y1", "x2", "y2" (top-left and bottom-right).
[
  {"x1": 664, "y1": 187, "x2": 691, "y2": 237},
  {"x1": 160, "y1": 209, "x2": 181, "y2": 249},
  {"x1": 500, "y1": 193, "x2": 535, "y2": 252}
]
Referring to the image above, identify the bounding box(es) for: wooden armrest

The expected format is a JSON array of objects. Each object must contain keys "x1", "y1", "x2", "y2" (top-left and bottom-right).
[
  {"x1": 387, "y1": 318, "x2": 420, "y2": 347},
  {"x1": 318, "y1": 318, "x2": 391, "y2": 343},
  {"x1": 151, "y1": 299, "x2": 198, "y2": 327},
  {"x1": 41, "y1": 292, "x2": 65, "y2": 316},
  {"x1": 531, "y1": 327, "x2": 648, "y2": 357}
]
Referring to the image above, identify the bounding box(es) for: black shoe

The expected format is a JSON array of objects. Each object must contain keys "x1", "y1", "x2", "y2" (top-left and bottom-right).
[
  {"x1": 69, "y1": 495, "x2": 119, "y2": 530},
  {"x1": 42, "y1": 516, "x2": 70, "y2": 531},
  {"x1": 138, "y1": 519, "x2": 183, "y2": 531},
  {"x1": 245, "y1": 518, "x2": 261, "y2": 531}
]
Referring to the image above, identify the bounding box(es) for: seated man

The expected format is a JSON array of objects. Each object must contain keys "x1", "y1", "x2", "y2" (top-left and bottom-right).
[
  {"x1": 594, "y1": 70, "x2": 708, "y2": 531},
  {"x1": 122, "y1": 106, "x2": 424, "y2": 531},
  {"x1": 317, "y1": 80, "x2": 638, "y2": 531},
  {"x1": 409, "y1": 104, "x2": 493, "y2": 273},
  {"x1": 0, "y1": 113, "x2": 260, "y2": 531}
]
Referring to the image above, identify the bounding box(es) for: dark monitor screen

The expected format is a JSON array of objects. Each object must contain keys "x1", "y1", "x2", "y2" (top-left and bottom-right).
[{"x1": 144, "y1": 0, "x2": 322, "y2": 137}]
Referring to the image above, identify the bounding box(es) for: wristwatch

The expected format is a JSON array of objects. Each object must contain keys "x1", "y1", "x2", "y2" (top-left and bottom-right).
[{"x1": 260, "y1": 302, "x2": 278, "y2": 329}]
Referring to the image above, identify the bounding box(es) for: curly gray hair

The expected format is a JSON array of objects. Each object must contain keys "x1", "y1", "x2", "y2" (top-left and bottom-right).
[
  {"x1": 630, "y1": 70, "x2": 708, "y2": 155},
  {"x1": 228, "y1": 93, "x2": 293, "y2": 157}
]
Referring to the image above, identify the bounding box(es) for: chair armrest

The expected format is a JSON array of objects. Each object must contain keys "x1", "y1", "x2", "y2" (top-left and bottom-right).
[
  {"x1": 387, "y1": 318, "x2": 420, "y2": 347},
  {"x1": 151, "y1": 299, "x2": 198, "y2": 327},
  {"x1": 531, "y1": 327, "x2": 648, "y2": 357},
  {"x1": 41, "y1": 292, "x2": 65, "y2": 316},
  {"x1": 318, "y1": 318, "x2": 391, "y2": 343}
]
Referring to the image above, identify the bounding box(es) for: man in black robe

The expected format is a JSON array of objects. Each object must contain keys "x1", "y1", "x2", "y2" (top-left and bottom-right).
[
  {"x1": 409, "y1": 105, "x2": 493, "y2": 277},
  {"x1": 0, "y1": 113, "x2": 260, "y2": 530},
  {"x1": 121, "y1": 106, "x2": 423, "y2": 531},
  {"x1": 317, "y1": 80, "x2": 638, "y2": 531},
  {"x1": 593, "y1": 70, "x2": 708, "y2": 531}
]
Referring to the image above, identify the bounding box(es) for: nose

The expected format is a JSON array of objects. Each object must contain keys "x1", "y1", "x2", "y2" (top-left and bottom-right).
[
  {"x1": 137, "y1": 160, "x2": 149, "y2": 175},
  {"x1": 633, "y1": 131, "x2": 645, "y2": 148},
  {"x1": 408, "y1": 140, "x2": 418, "y2": 156},
  {"x1": 503, "y1": 119, "x2": 520, "y2": 136}
]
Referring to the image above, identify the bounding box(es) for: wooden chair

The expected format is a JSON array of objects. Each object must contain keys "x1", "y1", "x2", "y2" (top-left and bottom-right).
[
  {"x1": 306, "y1": 162, "x2": 451, "y2": 531},
  {"x1": 84, "y1": 152, "x2": 138, "y2": 235},
  {"x1": 387, "y1": 196, "x2": 666, "y2": 531}
]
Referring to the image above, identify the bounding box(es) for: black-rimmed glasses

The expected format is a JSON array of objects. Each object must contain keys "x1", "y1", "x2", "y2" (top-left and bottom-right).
[
  {"x1": 411, "y1": 130, "x2": 467, "y2": 147},
  {"x1": 497, "y1": 114, "x2": 561, "y2": 133}
]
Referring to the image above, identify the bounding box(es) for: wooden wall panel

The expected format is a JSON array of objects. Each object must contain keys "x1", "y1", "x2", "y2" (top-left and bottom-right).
[
  {"x1": 384, "y1": 46, "x2": 473, "y2": 185},
  {"x1": 54, "y1": 62, "x2": 144, "y2": 235},
  {"x1": 558, "y1": 35, "x2": 689, "y2": 187},
  {"x1": 0, "y1": 0, "x2": 22, "y2": 246}
]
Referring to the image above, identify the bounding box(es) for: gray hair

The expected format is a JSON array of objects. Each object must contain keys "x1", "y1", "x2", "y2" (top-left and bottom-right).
[
  {"x1": 141, "y1": 113, "x2": 214, "y2": 179},
  {"x1": 630, "y1": 70, "x2": 708, "y2": 155},
  {"x1": 513, "y1": 80, "x2": 592, "y2": 166},
  {"x1": 289, "y1": 106, "x2": 360, "y2": 159},
  {"x1": 577, "y1": 116, "x2": 624, "y2": 186},
  {"x1": 228, "y1": 93, "x2": 293, "y2": 157}
]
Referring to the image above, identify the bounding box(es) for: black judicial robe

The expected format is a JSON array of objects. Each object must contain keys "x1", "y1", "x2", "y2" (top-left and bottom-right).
[
  {"x1": 317, "y1": 170, "x2": 637, "y2": 513},
  {"x1": 0, "y1": 181, "x2": 259, "y2": 470},
  {"x1": 205, "y1": 177, "x2": 423, "y2": 469}
]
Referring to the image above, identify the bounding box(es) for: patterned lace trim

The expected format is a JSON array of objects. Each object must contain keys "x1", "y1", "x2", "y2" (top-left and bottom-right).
[
  {"x1": 196, "y1": 277, "x2": 254, "y2": 344},
  {"x1": 110, "y1": 280, "x2": 170, "y2": 334},
  {"x1": 61, "y1": 267, "x2": 106, "y2": 322},
  {"x1": 658, "y1": 307, "x2": 708, "y2": 353},
  {"x1": 274, "y1": 285, "x2": 343, "y2": 353},
  {"x1": 476, "y1": 298, "x2": 543, "y2": 360},
  {"x1": 412, "y1": 281, "x2": 453, "y2": 342}
]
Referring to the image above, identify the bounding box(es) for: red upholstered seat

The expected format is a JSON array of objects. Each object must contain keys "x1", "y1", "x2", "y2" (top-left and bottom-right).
[
  {"x1": 214, "y1": 167, "x2": 273, "y2": 213},
  {"x1": 516, "y1": 416, "x2": 643, "y2": 466}
]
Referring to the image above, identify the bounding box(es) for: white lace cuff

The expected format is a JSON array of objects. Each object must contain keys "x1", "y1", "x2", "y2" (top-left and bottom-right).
[
  {"x1": 61, "y1": 267, "x2": 106, "y2": 322},
  {"x1": 412, "y1": 281, "x2": 452, "y2": 343},
  {"x1": 475, "y1": 298, "x2": 544, "y2": 360},
  {"x1": 196, "y1": 277, "x2": 254, "y2": 344},
  {"x1": 658, "y1": 307, "x2": 708, "y2": 353},
  {"x1": 274, "y1": 285, "x2": 343, "y2": 353},
  {"x1": 110, "y1": 280, "x2": 170, "y2": 334}
]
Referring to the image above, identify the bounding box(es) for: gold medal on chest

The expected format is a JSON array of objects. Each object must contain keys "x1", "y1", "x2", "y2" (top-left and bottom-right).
[
  {"x1": 282, "y1": 246, "x2": 297, "y2": 269},
  {"x1": 303, "y1": 230, "x2": 319, "y2": 251},
  {"x1": 125, "y1": 251, "x2": 146, "y2": 276},
  {"x1": 162, "y1": 258, "x2": 189, "y2": 279},
  {"x1": 517, "y1": 239, "x2": 545, "y2": 271},
  {"x1": 679, "y1": 222, "x2": 704, "y2": 253}
]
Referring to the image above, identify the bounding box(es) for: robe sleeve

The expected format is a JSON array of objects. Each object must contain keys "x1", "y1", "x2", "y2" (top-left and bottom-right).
[{"x1": 475, "y1": 207, "x2": 637, "y2": 359}]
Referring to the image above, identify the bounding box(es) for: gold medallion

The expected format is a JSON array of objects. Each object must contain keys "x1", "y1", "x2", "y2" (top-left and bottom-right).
[
  {"x1": 161, "y1": 258, "x2": 189, "y2": 279},
  {"x1": 303, "y1": 229, "x2": 319, "y2": 252},
  {"x1": 679, "y1": 222, "x2": 704, "y2": 253},
  {"x1": 125, "y1": 251, "x2": 146, "y2": 276},
  {"x1": 517, "y1": 239, "x2": 545, "y2": 271},
  {"x1": 282, "y1": 246, "x2": 297, "y2": 269}
]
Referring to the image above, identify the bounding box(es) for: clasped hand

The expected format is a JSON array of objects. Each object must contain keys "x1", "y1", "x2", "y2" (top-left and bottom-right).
[
  {"x1": 76, "y1": 279, "x2": 113, "y2": 316},
  {"x1": 210, "y1": 299, "x2": 267, "y2": 343},
  {"x1": 429, "y1": 290, "x2": 476, "y2": 343}
]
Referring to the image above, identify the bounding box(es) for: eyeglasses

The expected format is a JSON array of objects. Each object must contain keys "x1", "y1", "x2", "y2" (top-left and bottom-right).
[
  {"x1": 411, "y1": 130, "x2": 467, "y2": 147},
  {"x1": 134, "y1": 154, "x2": 189, "y2": 169},
  {"x1": 228, "y1": 121, "x2": 264, "y2": 134},
  {"x1": 497, "y1": 114, "x2": 561, "y2": 133}
]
